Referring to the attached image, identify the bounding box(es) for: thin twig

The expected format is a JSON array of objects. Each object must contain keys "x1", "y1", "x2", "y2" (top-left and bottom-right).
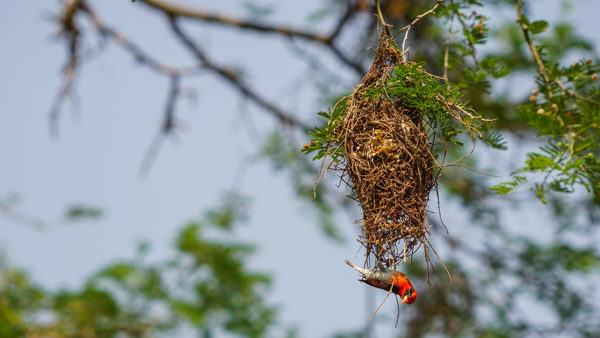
[
  {"x1": 139, "y1": 74, "x2": 182, "y2": 176},
  {"x1": 394, "y1": 294, "x2": 400, "y2": 328},
  {"x1": 82, "y1": 3, "x2": 193, "y2": 77},
  {"x1": 330, "y1": 0, "x2": 361, "y2": 41},
  {"x1": 51, "y1": 0, "x2": 199, "y2": 138},
  {"x1": 49, "y1": 0, "x2": 83, "y2": 136},
  {"x1": 443, "y1": 43, "x2": 449, "y2": 87},
  {"x1": 401, "y1": 0, "x2": 445, "y2": 61},
  {"x1": 515, "y1": 0, "x2": 600, "y2": 106},
  {"x1": 0, "y1": 201, "x2": 45, "y2": 230},
  {"x1": 328, "y1": 44, "x2": 366, "y2": 75},
  {"x1": 168, "y1": 16, "x2": 310, "y2": 130},
  {"x1": 141, "y1": 0, "x2": 332, "y2": 43},
  {"x1": 515, "y1": 0, "x2": 551, "y2": 89},
  {"x1": 49, "y1": 62, "x2": 77, "y2": 136},
  {"x1": 451, "y1": 1, "x2": 480, "y2": 65},
  {"x1": 138, "y1": 0, "x2": 366, "y2": 75},
  {"x1": 370, "y1": 283, "x2": 394, "y2": 320},
  {"x1": 375, "y1": 0, "x2": 391, "y2": 33},
  {"x1": 286, "y1": 40, "x2": 347, "y2": 85}
]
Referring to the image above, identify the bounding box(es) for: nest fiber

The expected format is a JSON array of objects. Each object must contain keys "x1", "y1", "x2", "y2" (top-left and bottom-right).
[{"x1": 339, "y1": 32, "x2": 436, "y2": 269}]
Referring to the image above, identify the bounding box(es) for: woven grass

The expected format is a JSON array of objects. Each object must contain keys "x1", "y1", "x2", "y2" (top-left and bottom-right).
[{"x1": 337, "y1": 31, "x2": 436, "y2": 269}]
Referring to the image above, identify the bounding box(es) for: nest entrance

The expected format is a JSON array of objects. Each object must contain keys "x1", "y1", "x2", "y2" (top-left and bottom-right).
[{"x1": 338, "y1": 32, "x2": 436, "y2": 270}]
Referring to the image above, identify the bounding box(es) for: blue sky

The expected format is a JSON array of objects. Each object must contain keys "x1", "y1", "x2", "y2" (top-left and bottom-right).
[{"x1": 2, "y1": 1, "x2": 600, "y2": 337}]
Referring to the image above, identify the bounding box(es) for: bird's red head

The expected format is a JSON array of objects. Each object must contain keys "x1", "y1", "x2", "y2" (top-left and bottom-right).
[{"x1": 391, "y1": 273, "x2": 417, "y2": 304}]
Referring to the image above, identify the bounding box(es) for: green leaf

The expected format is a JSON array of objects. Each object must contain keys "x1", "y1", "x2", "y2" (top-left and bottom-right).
[
  {"x1": 490, "y1": 176, "x2": 527, "y2": 195},
  {"x1": 529, "y1": 20, "x2": 549, "y2": 34},
  {"x1": 64, "y1": 205, "x2": 103, "y2": 221},
  {"x1": 535, "y1": 184, "x2": 548, "y2": 204},
  {"x1": 525, "y1": 153, "x2": 555, "y2": 171},
  {"x1": 481, "y1": 130, "x2": 507, "y2": 150}
]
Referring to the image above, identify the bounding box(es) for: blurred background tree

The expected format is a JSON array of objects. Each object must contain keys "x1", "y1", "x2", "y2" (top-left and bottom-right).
[{"x1": 1, "y1": 0, "x2": 599, "y2": 337}]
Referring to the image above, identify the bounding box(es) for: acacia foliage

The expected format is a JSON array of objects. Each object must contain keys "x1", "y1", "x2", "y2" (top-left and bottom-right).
[{"x1": 0, "y1": 195, "x2": 278, "y2": 338}]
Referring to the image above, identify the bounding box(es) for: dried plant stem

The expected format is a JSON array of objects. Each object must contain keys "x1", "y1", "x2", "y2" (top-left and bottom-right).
[
  {"x1": 375, "y1": 0, "x2": 391, "y2": 32},
  {"x1": 370, "y1": 284, "x2": 394, "y2": 320},
  {"x1": 401, "y1": 0, "x2": 445, "y2": 61},
  {"x1": 443, "y1": 43, "x2": 450, "y2": 88}
]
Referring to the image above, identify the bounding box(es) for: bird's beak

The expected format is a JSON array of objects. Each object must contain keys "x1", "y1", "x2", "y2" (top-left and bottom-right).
[{"x1": 401, "y1": 295, "x2": 409, "y2": 304}]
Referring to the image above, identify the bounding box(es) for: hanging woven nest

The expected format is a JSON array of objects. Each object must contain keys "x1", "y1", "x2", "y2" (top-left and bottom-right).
[
  {"x1": 304, "y1": 28, "x2": 486, "y2": 273},
  {"x1": 337, "y1": 31, "x2": 435, "y2": 269}
]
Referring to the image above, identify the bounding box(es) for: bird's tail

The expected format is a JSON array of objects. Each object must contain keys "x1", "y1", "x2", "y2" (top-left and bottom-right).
[{"x1": 345, "y1": 260, "x2": 373, "y2": 277}]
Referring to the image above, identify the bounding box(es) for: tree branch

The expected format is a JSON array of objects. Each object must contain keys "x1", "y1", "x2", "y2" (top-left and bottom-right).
[
  {"x1": 167, "y1": 16, "x2": 310, "y2": 130},
  {"x1": 80, "y1": 1, "x2": 194, "y2": 77},
  {"x1": 137, "y1": 0, "x2": 366, "y2": 75},
  {"x1": 514, "y1": 0, "x2": 596, "y2": 104},
  {"x1": 52, "y1": 0, "x2": 314, "y2": 174},
  {"x1": 329, "y1": 0, "x2": 362, "y2": 42},
  {"x1": 451, "y1": 2, "x2": 480, "y2": 65},
  {"x1": 49, "y1": 0, "x2": 83, "y2": 136},
  {"x1": 0, "y1": 200, "x2": 45, "y2": 230},
  {"x1": 50, "y1": 0, "x2": 199, "y2": 137},
  {"x1": 140, "y1": 0, "x2": 332, "y2": 43},
  {"x1": 139, "y1": 74, "x2": 181, "y2": 176},
  {"x1": 401, "y1": 0, "x2": 445, "y2": 61},
  {"x1": 515, "y1": 0, "x2": 551, "y2": 88}
]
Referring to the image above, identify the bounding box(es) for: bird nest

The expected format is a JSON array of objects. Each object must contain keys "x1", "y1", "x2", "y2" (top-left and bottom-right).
[
  {"x1": 305, "y1": 30, "x2": 486, "y2": 272},
  {"x1": 340, "y1": 32, "x2": 434, "y2": 270}
]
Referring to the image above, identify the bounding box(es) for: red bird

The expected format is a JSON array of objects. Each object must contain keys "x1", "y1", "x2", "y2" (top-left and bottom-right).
[{"x1": 345, "y1": 260, "x2": 417, "y2": 304}]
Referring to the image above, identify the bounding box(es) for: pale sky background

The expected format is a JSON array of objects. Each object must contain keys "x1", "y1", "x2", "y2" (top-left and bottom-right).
[{"x1": 2, "y1": 1, "x2": 600, "y2": 337}]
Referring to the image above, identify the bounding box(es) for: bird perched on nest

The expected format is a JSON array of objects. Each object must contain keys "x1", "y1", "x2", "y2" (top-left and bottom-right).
[{"x1": 345, "y1": 260, "x2": 417, "y2": 304}]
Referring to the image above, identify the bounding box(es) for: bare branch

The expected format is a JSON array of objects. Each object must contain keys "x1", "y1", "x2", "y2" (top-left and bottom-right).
[
  {"x1": 451, "y1": 3, "x2": 480, "y2": 65},
  {"x1": 50, "y1": 0, "x2": 199, "y2": 137},
  {"x1": 0, "y1": 201, "x2": 45, "y2": 230},
  {"x1": 136, "y1": 0, "x2": 366, "y2": 75},
  {"x1": 329, "y1": 0, "x2": 361, "y2": 41},
  {"x1": 49, "y1": 0, "x2": 83, "y2": 136},
  {"x1": 515, "y1": 0, "x2": 551, "y2": 88},
  {"x1": 328, "y1": 44, "x2": 365, "y2": 75},
  {"x1": 167, "y1": 16, "x2": 311, "y2": 130},
  {"x1": 139, "y1": 74, "x2": 182, "y2": 176},
  {"x1": 49, "y1": 61, "x2": 78, "y2": 136},
  {"x1": 401, "y1": 0, "x2": 445, "y2": 61},
  {"x1": 286, "y1": 40, "x2": 347, "y2": 85},
  {"x1": 51, "y1": 0, "x2": 316, "y2": 175},
  {"x1": 375, "y1": 0, "x2": 392, "y2": 32},
  {"x1": 79, "y1": 1, "x2": 194, "y2": 77},
  {"x1": 140, "y1": 0, "x2": 332, "y2": 43}
]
